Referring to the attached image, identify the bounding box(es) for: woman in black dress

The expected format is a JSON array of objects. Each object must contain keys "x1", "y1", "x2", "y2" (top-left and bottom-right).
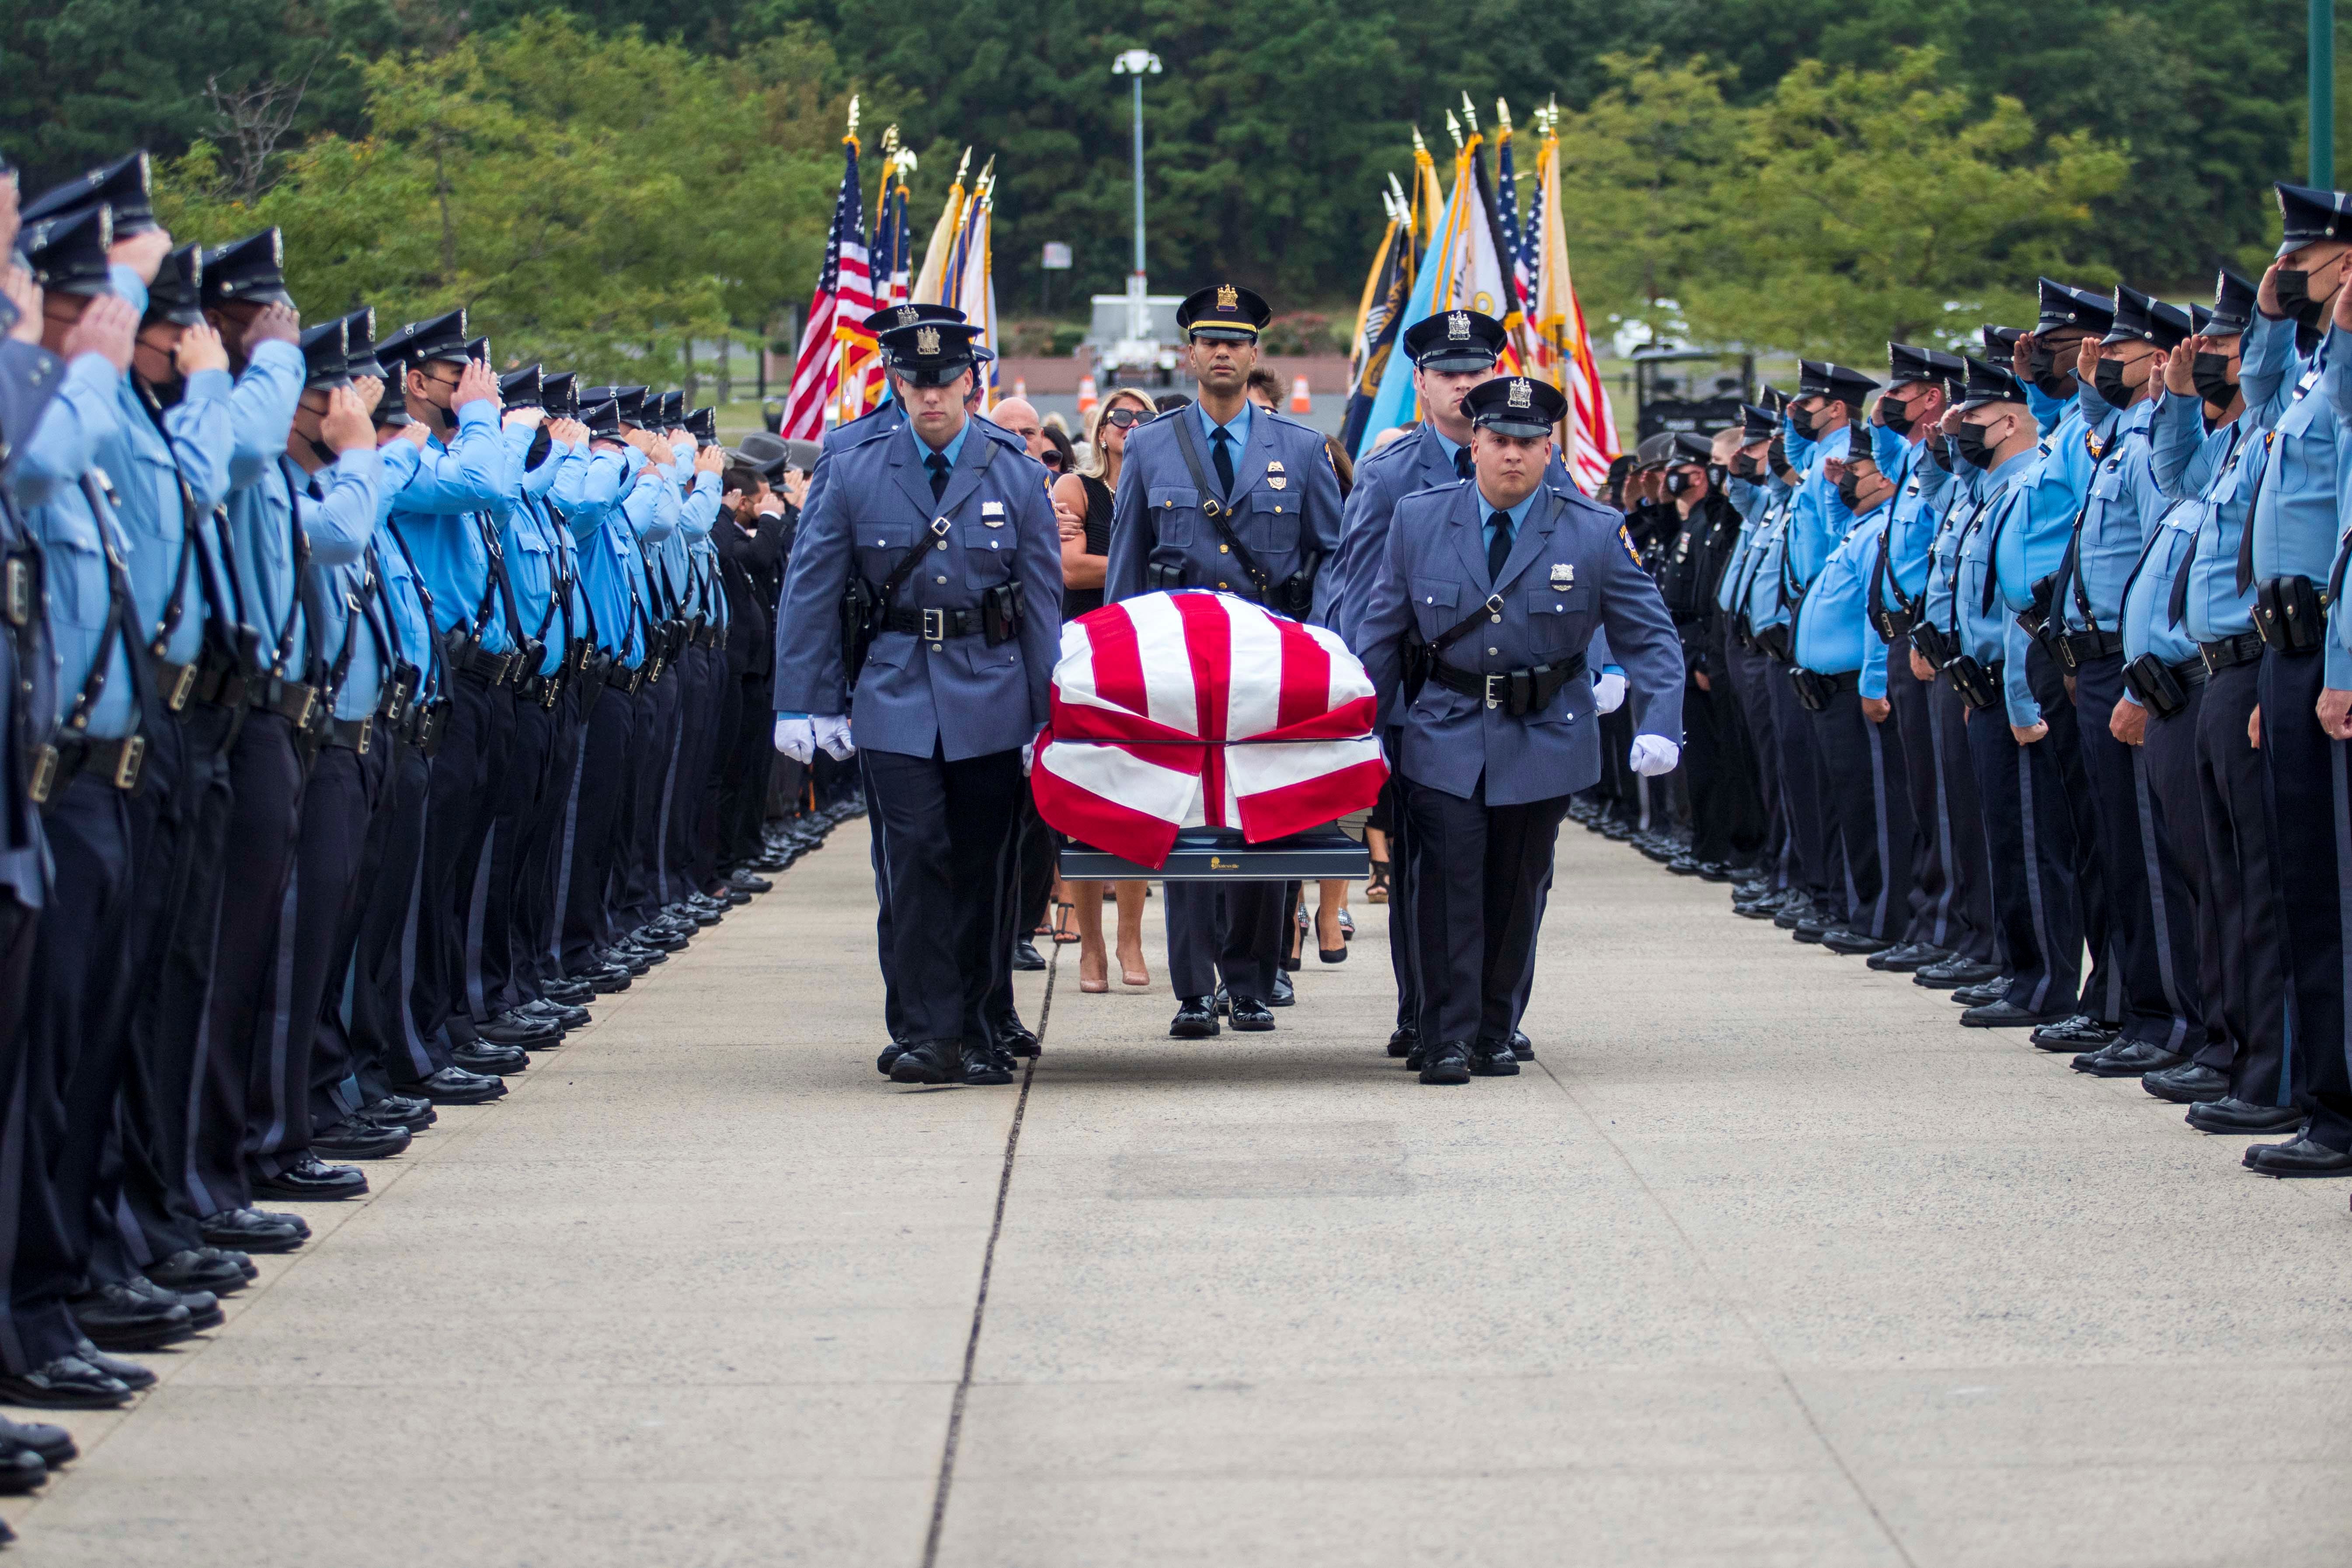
[{"x1": 1052, "y1": 386, "x2": 1157, "y2": 991}]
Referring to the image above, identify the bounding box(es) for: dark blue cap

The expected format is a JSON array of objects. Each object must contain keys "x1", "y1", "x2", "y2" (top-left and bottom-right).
[
  {"x1": 1887, "y1": 343, "x2": 1964, "y2": 386},
  {"x1": 1956, "y1": 356, "x2": 2028, "y2": 410},
  {"x1": 1462, "y1": 374, "x2": 1566, "y2": 438},
  {"x1": 2205, "y1": 268, "x2": 2257, "y2": 336},
  {"x1": 335, "y1": 307, "x2": 382, "y2": 380},
  {"x1": 686, "y1": 406, "x2": 717, "y2": 444},
  {"x1": 1174, "y1": 284, "x2": 1272, "y2": 343},
  {"x1": 1402, "y1": 309, "x2": 1507, "y2": 372},
  {"x1": 876, "y1": 320, "x2": 984, "y2": 386},
  {"x1": 543, "y1": 372, "x2": 579, "y2": 419},
  {"x1": 580, "y1": 396, "x2": 622, "y2": 439},
  {"x1": 1981, "y1": 324, "x2": 2025, "y2": 355},
  {"x1": 379, "y1": 309, "x2": 470, "y2": 369},
  {"x1": 143, "y1": 242, "x2": 205, "y2": 327},
  {"x1": 2275, "y1": 181, "x2": 2352, "y2": 256},
  {"x1": 22, "y1": 151, "x2": 155, "y2": 236},
  {"x1": 1799, "y1": 358, "x2": 1881, "y2": 403},
  {"x1": 499, "y1": 364, "x2": 543, "y2": 407},
  {"x1": 2035, "y1": 278, "x2": 2114, "y2": 334},
  {"x1": 23, "y1": 206, "x2": 115, "y2": 297},
  {"x1": 581, "y1": 385, "x2": 647, "y2": 424},
  {"x1": 1739, "y1": 402, "x2": 1778, "y2": 441},
  {"x1": 297, "y1": 317, "x2": 350, "y2": 389},
  {"x1": 201, "y1": 229, "x2": 293, "y2": 309}
]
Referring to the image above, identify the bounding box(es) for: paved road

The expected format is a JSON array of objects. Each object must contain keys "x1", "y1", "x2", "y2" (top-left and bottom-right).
[{"x1": 10, "y1": 822, "x2": 2349, "y2": 1565}]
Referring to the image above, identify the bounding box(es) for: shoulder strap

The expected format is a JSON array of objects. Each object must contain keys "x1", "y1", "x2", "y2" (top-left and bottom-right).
[{"x1": 1169, "y1": 413, "x2": 1275, "y2": 599}]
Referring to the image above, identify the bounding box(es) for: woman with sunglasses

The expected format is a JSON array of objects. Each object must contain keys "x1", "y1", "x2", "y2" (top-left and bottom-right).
[{"x1": 1053, "y1": 387, "x2": 1159, "y2": 991}]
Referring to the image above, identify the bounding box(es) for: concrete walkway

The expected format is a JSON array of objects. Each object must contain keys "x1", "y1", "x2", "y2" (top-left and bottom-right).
[{"x1": 9, "y1": 822, "x2": 2350, "y2": 1566}]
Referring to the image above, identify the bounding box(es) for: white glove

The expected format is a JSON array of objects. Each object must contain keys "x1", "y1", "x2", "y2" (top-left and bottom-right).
[
  {"x1": 814, "y1": 713, "x2": 856, "y2": 760},
  {"x1": 773, "y1": 716, "x2": 815, "y2": 763},
  {"x1": 1592, "y1": 670, "x2": 1628, "y2": 714},
  {"x1": 1629, "y1": 734, "x2": 1680, "y2": 776},
  {"x1": 1021, "y1": 739, "x2": 1037, "y2": 776}
]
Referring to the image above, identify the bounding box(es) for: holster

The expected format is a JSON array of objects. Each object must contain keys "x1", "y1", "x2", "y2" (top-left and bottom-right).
[
  {"x1": 980, "y1": 581, "x2": 1023, "y2": 646},
  {"x1": 1753, "y1": 623, "x2": 1793, "y2": 664},
  {"x1": 1146, "y1": 561, "x2": 1189, "y2": 592},
  {"x1": 1788, "y1": 666, "x2": 1830, "y2": 713},
  {"x1": 2253, "y1": 575, "x2": 2324, "y2": 654},
  {"x1": 841, "y1": 577, "x2": 878, "y2": 682},
  {"x1": 1910, "y1": 622, "x2": 1956, "y2": 668},
  {"x1": 2122, "y1": 653, "x2": 2188, "y2": 720},
  {"x1": 1947, "y1": 654, "x2": 2001, "y2": 712}
]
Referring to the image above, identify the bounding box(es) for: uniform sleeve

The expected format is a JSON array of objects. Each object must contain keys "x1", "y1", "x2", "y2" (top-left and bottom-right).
[
  {"x1": 2025, "y1": 381, "x2": 2070, "y2": 437},
  {"x1": 1348, "y1": 493, "x2": 1418, "y2": 725},
  {"x1": 2148, "y1": 391, "x2": 2209, "y2": 498},
  {"x1": 499, "y1": 421, "x2": 538, "y2": 495},
  {"x1": 1103, "y1": 446, "x2": 1150, "y2": 604},
  {"x1": 2001, "y1": 616, "x2": 2042, "y2": 728},
  {"x1": 677, "y1": 471, "x2": 721, "y2": 541},
  {"x1": 227, "y1": 340, "x2": 304, "y2": 493},
  {"x1": 2328, "y1": 543, "x2": 2352, "y2": 688},
  {"x1": 2238, "y1": 311, "x2": 2296, "y2": 428},
  {"x1": 298, "y1": 448, "x2": 384, "y2": 566},
  {"x1": 1315, "y1": 454, "x2": 1385, "y2": 633},
  {"x1": 160, "y1": 368, "x2": 237, "y2": 509},
  {"x1": 396, "y1": 401, "x2": 508, "y2": 514},
  {"x1": 769, "y1": 449, "x2": 854, "y2": 716},
  {"x1": 1013, "y1": 470, "x2": 1064, "y2": 732},
  {"x1": 7, "y1": 354, "x2": 122, "y2": 505},
  {"x1": 1780, "y1": 407, "x2": 1816, "y2": 473},
  {"x1": 1594, "y1": 515, "x2": 1686, "y2": 742}
]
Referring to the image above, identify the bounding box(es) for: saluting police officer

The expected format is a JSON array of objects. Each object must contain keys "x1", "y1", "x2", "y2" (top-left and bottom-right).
[
  {"x1": 772, "y1": 317, "x2": 1061, "y2": 1086},
  {"x1": 1353, "y1": 375, "x2": 1684, "y2": 1083},
  {"x1": 1103, "y1": 284, "x2": 1343, "y2": 1039}
]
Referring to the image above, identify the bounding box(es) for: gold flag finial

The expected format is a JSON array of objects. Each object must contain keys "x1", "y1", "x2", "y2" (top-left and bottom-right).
[
  {"x1": 845, "y1": 94, "x2": 859, "y2": 139},
  {"x1": 1409, "y1": 124, "x2": 1427, "y2": 156},
  {"x1": 1495, "y1": 98, "x2": 1512, "y2": 133},
  {"x1": 1460, "y1": 91, "x2": 1479, "y2": 132},
  {"x1": 955, "y1": 146, "x2": 972, "y2": 182},
  {"x1": 1443, "y1": 108, "x2": 1463, "y2": 148}
]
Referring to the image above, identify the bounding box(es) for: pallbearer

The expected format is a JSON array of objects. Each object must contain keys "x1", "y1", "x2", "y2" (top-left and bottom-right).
[
  {"x1": 1353, "y1": 376, "x2": 1684, "y2": 1085},
  {"x1": 1103, "y1": 284, "x2": 1343, "y2": 1038},
  {"x1": 772, "y1": 318, "x2": 1061, "y2": 1087}
]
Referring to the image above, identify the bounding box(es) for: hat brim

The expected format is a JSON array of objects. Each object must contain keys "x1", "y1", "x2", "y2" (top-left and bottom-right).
[
  {"x1": 1474, "y1": 417, "x2": 1555, "y2": 439},
  {"x1": 894, "y1": 362, "x2": 976, "y2": 387},
  {"x1": 1955, "y1": 394, "x2": 2026, "y2": 413},
  {"x1": 1413, "y1": 350, "x2": 1498, "y2": 374},
  {"x1": 2200, "y1": 318, "x2": 2250, "y2": 338},
  {"x1": 1186, "y1": 327, "x2": 1258, "y2": 344}
]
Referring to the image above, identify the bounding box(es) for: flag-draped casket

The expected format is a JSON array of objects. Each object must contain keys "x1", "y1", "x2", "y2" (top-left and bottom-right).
[{"x1": 1032, "y1": 592, "x2": 1388, "y2": 870}]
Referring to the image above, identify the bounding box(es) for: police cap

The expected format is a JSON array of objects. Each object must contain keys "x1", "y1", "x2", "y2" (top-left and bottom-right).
[
  {"x1": 1671, "y1": 432, "x2": 1714, "y2": 463},
  {"x1": 2035, "y1": 278, "x2": 2114, "y2": 335},
  {"x1": 201, "y1": 229, "x2": 294, "y2": 309},
  {"x1": 655, "y1": 391, "x2": 685, "y2": 429},
  {"x1": 1401, "y1": 309, "x2": 1506, "y2": 373},
  {"x1": 1887, "y1": 342, "x2": 1965, "y2": 387},
  {"x1": 580, "y1": 396, "x2": 623, "y2": 440},
  {"x1": 372, "y1": 377, "x2": 411, "y2": 430},
  {"x1": 543, "y1": 371, "x2": 579, "y2": 419},
  {"x1": 2204, "y1": 268, "x2": 2257, "y2": 337},
  {"x1": 24, "y1": 207, "x2": 115, "y2": 298},
  {"x1": 580, "y1": 385, "x2": 647, "y2": 425},
  {"x1": 297, "y1": 317, "x2": 351, "y2": 390},
  {"x1": 1174, "y1": 283, "x2": 1272, "y2": 343},
  {"x1": 877, "y1": 320, "x2": 984, "y2": 386},
  {"x1": 337, "y1": 307, "x2": 383, "y2": 379},
  {"x1": 1955, "y1": 356, "x2": 2028, "y2": 412},
  {"x1": 863, "y1": 302, "x2": 966, "y2": 364},
  {"x1": 379, "y1": 309, "x2": 470, "y2": 370},
  {"x1": 1634, "y1": 431, "x2": 1677, "y2": 467},
  {"x1": 1739, "y1": 402, "x2": 1778, "y2": 442},
  {"x1": 499, "y1": 364, "x2": 544, "y2": 408},
  {"x1": 144, "y1": 242, "x2": 205, "y2": 327},
  {"x1": 1463, "y1": 375, "x2": 1566, "y2": 439},
  {"x1": 2275, "y1": 181, "x2": 2352, "y2": 256},
  {"x1": 463, "y1": 334, "x2": 491, "y2": 365},
  {"x1": 686, "y1": 406, "x2": 717, "y2": 444},
  {"x1": 1798, "y1": 359, "x2": 1882, "y2": 406},
  {"x1": 1981, "y1": 324, "x2": 2025, "y2": 357},
  {"x1": 22, "y1": 152, "x2": 156, "y2": 236}
]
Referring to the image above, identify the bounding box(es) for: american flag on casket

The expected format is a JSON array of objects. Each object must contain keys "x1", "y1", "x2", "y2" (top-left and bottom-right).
[{"x1": 1030, "y1": 591, "x2": 1388, "y2": 869}]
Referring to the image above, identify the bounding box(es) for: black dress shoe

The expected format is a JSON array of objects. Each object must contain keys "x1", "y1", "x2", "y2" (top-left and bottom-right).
[
  {"x1": 876, "y1": 1040, "x2": 906, "y2": 1076},
  {"x1": 633, "y1": 926, "x2": 689, "y2": 953},
  {"x1": 1269, "y1": 973, "x2": 1295, "y2": 1007},
  {"x1": 727, "y1": 870, "x2": 773, "y2": 894},
  {"x1": 0, "y1": 1357, "x2": 132, "y2": 1409},
  {"x1": 145, "y1": 1248, "x2": 247, "y2": 1296},
  {"x1": 1170, "y1": 998, "x2": 1220, "y2": 1039},
  {"x1": 73, "y1": 1342, "x2": 157, "y2": 1391},
  {"x1": 1419, "y1": 1040, "x2": 1473, "y2": 1085},
  {"x1": 542, "y1": 977, "x2": 595, "y2": 1005},
  {"x1": 578, "y1": 963, "x2": 633, "y2": 993},
  {"x1": 2142, "y1": 1061, "x2": 2231, "y2": 1104},
  {"x1": 2029, "y1": 1014, "x2": 2117, "y2": 1052},
  {"x1": 402, "y1": 1066, "x2": 507, "y2": 1105},
  {"x1": 0, "y1": 1415, "x2": 77, "y2": 1467},
  {"x1": 2072, "y1": 1040, "x2": 2184, "y2": 1077},
  {"x1": 198, "y1": 1207, "x2": 306, "y2": 1254},
  {"x1": 1961, "y1": 1000, "x2": 2069, "y2": 1029},
  {"x1": 1916, "y1": 957, "x2": 2002, "y2": 990},
  {"x1": 1790, "y1": 916, "x2": 1833, "y2": 944},
  {"x1": 1228, "y1": 997, "x2": 1276, "y2": 1031},
  {"x1": 992, "y1": 1013, "x2": 1041, "y2": 1059},
  {"x1": 1666, "y1": 854, "x2": 1702, "y2": 876},
  {"x1": 478, "y1": 1012, "x2": 557, "y2": 1047},
  {"x1": 2242, "y1": 1135, "x2": 2352, "y2": 1176},
  {"x1": 1869, "y1": 942, "x2": 1946, "y2": 973},
  {"x1": 1469, "y1": 1039, "x2": 1520, "y2": 1076},
  {"x1": 888, "y1": 1040, "x2": 957, "y2": 1085},
  {"x1": 312, "y1": 1119, "x2": 413, "y2": 1160},
  {"x1": 523, "y1": 998, "x2": 591, "y2": 1030},
  {"x1": 1771, "y1": 896, "x2": 1816, "y2": 930},
  {"x1": 68, "y1": 1282, "x2": 195, "y2": 1351},
  {"x1": 1951, "y1": 978, "x2": 2012, "y2": 1008},
  {"x1": 957, "y1": 1044, "x2": 1016, "y2": 1086},
  {"x1": 1820, "y1": 928, "x2": 1895, "y2": 956},
  {"x1": 1010, "y1": 939, "x2": 1046, "y2": 972},
  {"x1": 1510, "y1": 1029, "x2": 1533, "y2": 1061},
  {"x1": 251, "y1": 1155, "x2": 368, "y2": 1202},
  {"x1": 2189, "y1": 1098, "x2": 2309, "y2": 1135},
  {"x1": 1696, "y1": 861, "x2": 1736, "y2": 883},
  {"x1": 122, "y1": 1275, "x2": 222, "y2": 1332},
  {"x1": 452, "y1": 1042, "x2": 528, "y2": 1075},
  {"x1": 0, "y1": 1443, "x2": 45, "y2": 1494},
  {"x1": 1385, "y1": 1024, "x2": 1417, "y2": 1059}
]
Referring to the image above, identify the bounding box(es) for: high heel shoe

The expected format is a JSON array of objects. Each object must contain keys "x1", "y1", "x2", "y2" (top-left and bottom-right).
[
  {"x1": 1077, "y1": 948, "x2": 1109, "y2": 993},
  {"x1": 1364, "y1": 860, "x2": 1391, "y2": 903},
  {"x1": 1049, "y1": 901, "x2": 1081, "y2": 944},
  {"x1": 1118, "y1": 948, "x2": 1151, "y2": 987}
]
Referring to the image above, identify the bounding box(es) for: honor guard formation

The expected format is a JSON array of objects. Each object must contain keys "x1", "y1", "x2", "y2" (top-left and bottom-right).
[{"x1": 5, "y1": 131, "x2": 2352, "y2": 1527}]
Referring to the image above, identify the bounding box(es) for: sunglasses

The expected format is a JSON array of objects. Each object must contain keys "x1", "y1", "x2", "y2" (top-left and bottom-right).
[
  {"x1": 1101, "y1": 406, "x2": 1149, "y2": 429},
  {"x1": 1039, "y1": 449, "x2": 1066, "y2": 471}
]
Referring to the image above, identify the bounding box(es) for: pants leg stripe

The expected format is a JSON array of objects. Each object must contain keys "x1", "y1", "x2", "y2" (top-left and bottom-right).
[
  {"x1": 2131, "y1": 751, "x2": 2189, "y2": 1053},
  {"x1": 2016, "y1": 747, "x2": 2057, "y2": 1015},
  {"x1": 256, "y1": 875, "x2": 301, "y2": 1160},
  {"x1": 1926, "y1": 702, "x2": 1956, "y2": 948},
  {"x1": 1866, "y1": 718, "x2": 1893, "y2": 939}
]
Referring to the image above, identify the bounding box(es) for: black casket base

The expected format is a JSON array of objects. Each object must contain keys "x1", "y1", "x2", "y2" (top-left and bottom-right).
[{"x1": 1058, "y1": 825, "x2": 1371, "y2": 883}]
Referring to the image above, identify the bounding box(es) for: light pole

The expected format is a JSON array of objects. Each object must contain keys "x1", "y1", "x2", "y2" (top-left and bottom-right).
[
  {"x1": 2317, "y1": 0, "x2": 2336, "y2": 188},
  {"x1": 1112, "y1": 48, "x2": 1161, "y2": 349}
]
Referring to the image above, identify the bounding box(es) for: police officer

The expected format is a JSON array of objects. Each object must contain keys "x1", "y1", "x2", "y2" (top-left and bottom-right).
[
  {"x1": 1104, "y1": 284, "x2": 1343, "y2": 1037},
  {"x1": 1721, "y1": 399, "x2": 1799, "y2": 918},
  {"x1": 1657, "y1": 430, "x2": 1761, "y2": 881},
  {"x1": 773, "y1": 318, "x2": 1061, "y2": 1085},
  {"x1": 1352, "y1": 375, "x2": 1684, "y2": 1083},
  {"x1": 2050, "y1": 286, "x2": 2206, "y2": 1078}
]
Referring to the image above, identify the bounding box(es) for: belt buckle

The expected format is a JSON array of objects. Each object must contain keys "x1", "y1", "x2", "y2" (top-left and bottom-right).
[
  {"x1": 921, "y1": 608, "x2": 947, "y2": 643},
  {"x1": 294, "y1": 684, "x2": 319, "y2": 730},
  {"x1": 2201, "y1": 645, "x2": 2221, "y2": 677},
  {"x1": 111, "y1": 734, "x2": 145, "y2": 791},
  {"x1": 166, "y1": 660, "x2": 197, "y2": 713},
  {"x1": 3, "y1": 556, "x2": 28, "y2": 629},
  {"x1": 28, "y1": 744, "x2": 57, "y2": 806},
  {"x1": 355, "y1": 716, "x2": 372, "y2": 756},
  {"x1": 1482, "y1": 673, "x2": 1506, "y2": 710}
]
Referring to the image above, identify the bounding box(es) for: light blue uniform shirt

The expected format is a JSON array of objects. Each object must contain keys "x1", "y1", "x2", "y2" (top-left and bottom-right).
[
  {"x1": 1192, "y1": 398, "x2": 1251, "y2": 475},
  {"x1": 2149, "y1": 395, "x2": 2262, "y2": 647},
  {"x1": 2248, "y1": 314, "x2": 2352, "y2": 587},
  {"x1": 1778, "y1": 413, "x2": 1854, "y2": 589},
  {"x1": 1953, "y1": 446, "x2": 2040, "y2": 723},
  {"x1": 285, "y1": 450, "x2": 388, "y2": 717},
  {"x1": 1475, "y1": 486, "x2": 1541, "y2": 564},
  {"x1": 2059, "y1": 396, "x2": 2164, "y2": 633},
  {"x1": 386, "y1": 399, "x2": 511, "y2": 652},
  {"x1": 1795, "y1": 498, "x2": 1891, "y2": 696}
]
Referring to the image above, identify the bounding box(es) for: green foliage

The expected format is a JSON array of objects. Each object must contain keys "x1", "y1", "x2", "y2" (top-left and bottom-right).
[{"x1": 151, "y1": 14, "x2": 853, "y2": 381}]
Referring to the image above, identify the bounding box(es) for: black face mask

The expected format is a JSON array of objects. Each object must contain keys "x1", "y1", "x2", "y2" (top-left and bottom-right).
[
  {"x1": 2191, "y1": 351, "x2": 2239, "y2": 407},
  {"x1": 2027, "y1": 346, "x2": 2073, "y2": 400},
  {"x1": 1788, "y1": 402, "x2": 1823, "y2": 440},
  {"x1": 2274, "y1": 267, "x2": 2329, "y2": 328},
  {"x1": 306, "y1": 433, "x2": 339, "y2": 467},
  {"x1": 2091, "y1": 358, "x2": 2137, "y2": 405},
  {"x1": 1954, "y1": 419, "x2": 2004, "y2": 470},
  {"x1": 1729, "y1": 452, "x2": 1761, "y2": 480},
  {"x1": 526, "y1": 424, "x2": 553, "y2": 469},
  {"x1": 1767, "y1": 435, "x2": 1788, "y2": 474},
  {"x1": 1706, "y1": 462, "x2": 1729, "y2": 490},
  {"x1": 1834, "y1": 468, "x2": 1867, "y2": 508},
  {"x1": 1664, "y1": 471, "x2": 1694, "y2": 496},
  {"x1": 1879, "y1": 399, "x2": 1915, "y2": 438}
]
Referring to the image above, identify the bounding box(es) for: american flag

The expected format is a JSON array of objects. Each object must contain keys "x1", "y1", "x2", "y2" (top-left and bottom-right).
[
  {"x1": 782, "y1": 136, "x2": 876, "y2": 439},
  {"x1": 1032, "y1": 592, "x2": 1388, "y2": 869}
]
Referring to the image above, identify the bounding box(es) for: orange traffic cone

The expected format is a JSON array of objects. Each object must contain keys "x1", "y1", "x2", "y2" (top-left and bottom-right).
[
  {"x1": 1289, "y1": 375, "x2": 1312, "y2": 413},
  {"x1": 1077, "y1": 376, "x2": 1098, "y2": 416},
  {"x1": 1012, "y1": 377, "x2": 1028, "y2": 400}
]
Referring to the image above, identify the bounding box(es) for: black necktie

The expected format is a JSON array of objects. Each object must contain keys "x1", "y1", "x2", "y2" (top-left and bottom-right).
[
  {"x1": 1453, "y1": 445, "x2": 1473, "y2": 482},
  {"x1": 1487, "y1": 510, "x2": 1514, "y2": 585},
  {"x1": 1211, "y1": 427, "x2": 1235, "y2": 496},
  {"x1": 2167, "y1": 529, "x2": 2197, "y2": 629},
  {"x1": 927, "y1": 452, "x2": 950, "y2": 501},
  {"x1": 2233, "y1": 436, "x2": 2266, "y2": 595}
]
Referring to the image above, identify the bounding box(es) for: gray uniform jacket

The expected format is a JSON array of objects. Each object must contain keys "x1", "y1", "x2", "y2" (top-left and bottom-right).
[
  {"x1": 1352, "y1": 479, "x2": 1684, "y2": 807},
  {"x1": 771, "y1": 417, "x2": 1062, "y2": 761},
  {"x1": 1104, "y1": 407, "x2": 1343, "y2": 608}
]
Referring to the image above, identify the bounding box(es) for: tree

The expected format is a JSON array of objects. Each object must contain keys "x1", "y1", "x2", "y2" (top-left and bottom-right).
[{"x1": 153, "y1": 14, "x2": 856, "y2": 383}]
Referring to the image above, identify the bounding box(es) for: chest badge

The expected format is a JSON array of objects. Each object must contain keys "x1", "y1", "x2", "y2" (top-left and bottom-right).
[
  {"x1": 1266, "y1": 461, "x2": 1284, "y2": 473},
  {"x1": 1551, "y1": 563, "x2": 1574, "y2": 591},
  {"x1": 981, "y1": 500, "x2": 1005, "y2": 526},
  {"x1": 1267, "y1": 477, "x2": 1287, "y2": 490}
]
